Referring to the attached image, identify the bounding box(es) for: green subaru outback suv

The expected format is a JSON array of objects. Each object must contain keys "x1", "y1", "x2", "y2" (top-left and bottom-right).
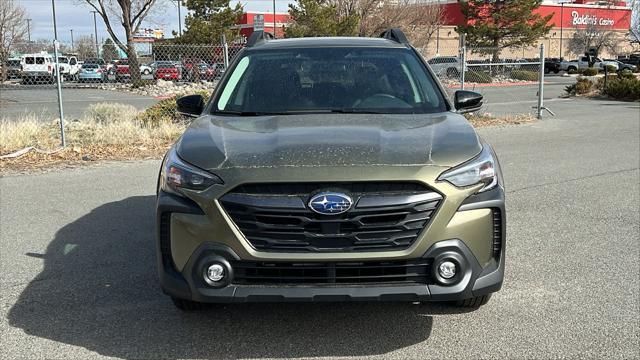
[{"x1": 156, "y1": 29, "x2": 505, "y2": 310}]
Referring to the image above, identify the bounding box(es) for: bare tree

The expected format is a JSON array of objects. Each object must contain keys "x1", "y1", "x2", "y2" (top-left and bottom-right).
[
  {"x1": 75, "y1": 36, "x2": 100, "y2": 60},
  {"x1": 82, "y1": 0, "x2": 158, "y2": 84},
  {"x1": 0, "y1": 0, "x2": 28, "y2": 80},
  {"x1": 336, "y1": 0, "x2": 445, "y2": 47},
  {"x1": 567, "y1": 22, "x2": 623, "y2": 57}
]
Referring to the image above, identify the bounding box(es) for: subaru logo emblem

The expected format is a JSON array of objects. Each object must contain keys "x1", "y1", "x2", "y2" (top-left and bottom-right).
[{"x1": 308, "y1": 192, "x2": 353, "y2": 215}]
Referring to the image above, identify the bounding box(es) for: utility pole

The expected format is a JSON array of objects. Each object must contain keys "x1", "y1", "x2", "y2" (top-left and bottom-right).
[
  {"x1": 26, "y1": 18, "x2": 32, "y2": 43},
  {"x1": 70, "y1": 29, "x2": 74, "y2": 51},
  {"x1": 90, "y1": 10, "x2": 99, "y2": 57},
  {"x1": 51, "y1": 0, "x2": 66, "y2": 147},
  {"x1": 177, "y1": 0, "x2": 182, "y2": 36},
  {"x1": 273, "y1": 0, "x2": 276, "y2": 36}
]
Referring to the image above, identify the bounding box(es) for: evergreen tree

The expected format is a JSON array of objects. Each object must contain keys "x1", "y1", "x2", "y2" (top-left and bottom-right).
[
  {"x1": 456, "y1": 0, "x2": 553, "y2": 60},
  {"x1": 285, "y1": 0, "x2": 359, "y2": 38},
  {"x1": 102, "y1": 38, "x2": 119, "y2": 62},
  {"x1": 178, "y1": 0, "x2": 243, "y2": 44}
]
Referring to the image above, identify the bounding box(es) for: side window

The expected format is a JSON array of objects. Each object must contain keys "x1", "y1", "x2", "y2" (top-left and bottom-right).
[
  {"x1": 36, "y1": 57, "x2": 45, "y2": 65},
  {"x1": 70, "y1": 58, "x2": 77, "y2": 65},
  {"x1": 25, "y1": 57, "x2": 35, "y2": 64}
]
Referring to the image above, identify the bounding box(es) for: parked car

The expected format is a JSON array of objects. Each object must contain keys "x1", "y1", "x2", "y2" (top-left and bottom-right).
[
  {"x1": 427, "y1": 56, "x2": 461, "y2": 78},
  {"x1": 155, "y1": 62, "x2": 181, "y2": 81},
  {"x1": 20, "y1": 53, "x2": 56, "y2": 84},
  {"x1": 617, "y1": 54, "x2": 640, "y2": 67},
  {"x1": 186, "y1": 62, "x2": 218, "y2": 81},
  {"x1": 604, "y1": 59, "x2": 637, "y2": 72},
  {"x1": 112, "y1": 59, "x2": 130, "y2": 81},
  {"x1": 84, "y1": 58, "x2": 106, "y2": 67},
  {"x1": 140, "y1": 63, "x2": 153, "y2": 75},
  {"x1": 212, "y1": 62, "x2": 225, "y2": 79},
  {"x1": 4, "y1": 58, "x2": 22, "y2": 79},
  {"x1": 158, "y1": 29, "x2": 505, "y2": 311},
  {"x1": 78, "y1": 63, "x2": 105, "y2": 83},
  {"x1": 544, "y1": 58, "x2": 561, "y2": 74},
  {"x1": 561, "y1": 56, "x2": 618, "y2": 72}
]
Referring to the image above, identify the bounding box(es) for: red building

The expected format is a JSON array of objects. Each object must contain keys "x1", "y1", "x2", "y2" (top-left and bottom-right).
[
  {"x1": 438, "y1": 0, "x2": 632, "y2": 30},
  {"x1": 236, "y1": 12, "x2": 291, "y2": 41}
]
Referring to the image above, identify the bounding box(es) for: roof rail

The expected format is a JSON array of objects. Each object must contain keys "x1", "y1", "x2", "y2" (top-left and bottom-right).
[
  {"x1": 379, "y1": 28, "x2": 409, "y2": 45},
  {"x1": 246, "y1": 30, "x2": 275, "y2": 47}
]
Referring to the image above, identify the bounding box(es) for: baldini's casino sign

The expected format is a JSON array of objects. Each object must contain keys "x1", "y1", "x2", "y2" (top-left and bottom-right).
[{"x1": 571, "y1": 10, "x2": 615, "y2": 27}]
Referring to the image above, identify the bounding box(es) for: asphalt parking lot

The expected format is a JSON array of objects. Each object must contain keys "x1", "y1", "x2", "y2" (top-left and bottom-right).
[
  {"x1": 1, "y1": 97, "x2": 638, "y2": 359},
  {"x1": 0, "y1": 76, "x2": 573, "y2": 121},
  {"x1": 0, "y1": 87, "x2": 158, "y2": 120}
]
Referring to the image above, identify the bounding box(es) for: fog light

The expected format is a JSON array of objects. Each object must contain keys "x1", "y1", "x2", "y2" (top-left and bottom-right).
[
  {"x1": 205, "y1": 263, "x2": 225, "y2": 282},
  {"x1": 438, "y1": 261, "x2": 457, "y2": 279}
]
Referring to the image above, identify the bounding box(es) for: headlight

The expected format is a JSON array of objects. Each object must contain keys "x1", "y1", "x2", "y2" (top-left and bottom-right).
[
  {"x1": 437, "y1": 145, "x2": 497, "y2": 193},
  {"x1": 160, "y1": 147, "x2": 222, "y2": 196}
]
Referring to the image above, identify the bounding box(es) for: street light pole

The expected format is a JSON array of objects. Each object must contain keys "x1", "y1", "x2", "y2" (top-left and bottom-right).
[
  {"x1": 90, "y1": 10, "x2": 99, "y2": 57},
  {"x1": 70, "y1": 29, "x2": 74, "y2": 51},
  {"x1": 560, "y1": 2, "x2": 564, "y2": 59},
  {"x1": 558, "y1": 0, "x2": 574, "y2": 60}
]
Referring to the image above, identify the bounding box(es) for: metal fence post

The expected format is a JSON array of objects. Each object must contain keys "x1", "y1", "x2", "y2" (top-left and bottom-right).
[
  {"x1": 52, "y1": 40, "x2": 66, "y2": 147},
  {"x1": 460, "y1": 34, "x2": 466, "y2": 90},
  {"x1": 537, "y1": 43, "x2": 545, "y2": 119},
  {"x1": 222, "y1": 34, "x2": 229, "y2": 69}
]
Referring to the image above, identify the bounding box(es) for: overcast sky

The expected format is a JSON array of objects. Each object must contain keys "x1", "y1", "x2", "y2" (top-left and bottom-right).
[{"x1": 18, "y1": 0, "x2": 292, "y2": 44}]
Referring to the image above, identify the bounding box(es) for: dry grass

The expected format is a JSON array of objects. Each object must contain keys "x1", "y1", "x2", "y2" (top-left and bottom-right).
[
  {"x1": 1, "y1": 103, "x2": 186, "y2": 173},
  {"x1": 1, "y1": 104, "x2": 535, "y2": 173},
  {"x1": 466, "y1": 113, "x2": 537, "y2": 127}
]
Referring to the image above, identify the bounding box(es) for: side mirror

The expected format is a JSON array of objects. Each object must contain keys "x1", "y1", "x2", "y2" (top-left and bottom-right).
[
  {"x1": 176, "y1": 94, "x2": 205, "y2": 117},
  {"x1": 454, "y1": 90, "x2": 483, "y2": 114}
]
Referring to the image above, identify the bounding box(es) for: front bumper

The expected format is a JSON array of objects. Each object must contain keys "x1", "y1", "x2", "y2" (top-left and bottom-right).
[{"x1": 156, "y1": 183, "x2": 505, "y2": 303}]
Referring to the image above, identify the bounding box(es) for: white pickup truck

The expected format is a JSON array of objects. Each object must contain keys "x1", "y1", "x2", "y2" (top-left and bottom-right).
[
  {"x1": 57, "y1": 56, "x2": 80, "y2": 80},
  {"x1": 560, "y1": 56, "x2": 619, "y2": 72}
]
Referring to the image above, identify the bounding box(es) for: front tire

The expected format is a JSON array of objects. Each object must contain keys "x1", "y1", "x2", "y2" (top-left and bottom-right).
[
  {"x1": 455, "y1": 294, "x2": 492, "y2": 308},
  {"x1": 171, "y1": 297, "x2": 209, "y2": 311}
]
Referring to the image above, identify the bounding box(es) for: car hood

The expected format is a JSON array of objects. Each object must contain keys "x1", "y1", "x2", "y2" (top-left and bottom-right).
[{"x1": 176, "y1": 113, "x2": 481, "y2": 171}]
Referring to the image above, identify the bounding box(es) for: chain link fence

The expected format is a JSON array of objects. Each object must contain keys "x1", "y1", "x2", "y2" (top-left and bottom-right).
[
  {"x1": 1, "y1": 37, "x2": 550, "y2": 154},
  {"x1": 418, "y1": 42, "x2": 548, "y2": 118},
  {"x1": 1, "y1": 41, "x2": 244, "y2": 88}
]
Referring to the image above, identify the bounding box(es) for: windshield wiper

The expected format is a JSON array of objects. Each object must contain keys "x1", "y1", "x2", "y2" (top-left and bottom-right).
[
  {"x1": 213, "y1": 110, "x2": 291, "y2": 116},
  {"x1": 329, "y1": 109, "x2": 388, "y2": 114}
]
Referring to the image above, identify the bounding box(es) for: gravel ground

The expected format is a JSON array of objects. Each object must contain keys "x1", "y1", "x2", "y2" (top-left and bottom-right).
[{"x1": 1, "y1": 98, "x2": 638, "y2": 359}]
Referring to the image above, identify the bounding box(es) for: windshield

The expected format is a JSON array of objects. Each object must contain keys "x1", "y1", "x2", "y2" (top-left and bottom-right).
[{"x1": 214, "y1": 47, "x2": 447, "y2": 115}]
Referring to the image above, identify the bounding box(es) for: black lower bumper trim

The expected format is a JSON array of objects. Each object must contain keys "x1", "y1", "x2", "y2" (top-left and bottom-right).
[{"x1": 162, "y1": 239, "x2": 504, "y2": 303}]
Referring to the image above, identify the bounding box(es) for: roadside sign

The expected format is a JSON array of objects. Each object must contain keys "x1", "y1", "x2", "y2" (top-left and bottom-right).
[{"x1": 253, "y1": 14, "x2": 264, "y2": 31}]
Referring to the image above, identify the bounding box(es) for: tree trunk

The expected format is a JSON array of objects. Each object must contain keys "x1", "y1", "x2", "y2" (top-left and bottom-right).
[{"x1": 126, "y1": 39, "x2": 142, "y2": 86}]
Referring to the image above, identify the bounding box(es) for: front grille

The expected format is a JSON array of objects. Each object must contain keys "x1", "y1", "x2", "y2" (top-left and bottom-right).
[
  {"x1": 232, "y1": 260, "x2": 431, "y2": 285},
  {"x1": 220, "y1": 182, "x2": 442, "y2": 252},
  {"x1": 492, "y1": 208, "x2": 502, "y2": 257}
]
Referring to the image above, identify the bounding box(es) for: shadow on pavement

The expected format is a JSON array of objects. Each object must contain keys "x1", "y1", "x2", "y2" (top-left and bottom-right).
[{"x1": 6, "y1": 196, "x2": 468, "y2": 359}]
